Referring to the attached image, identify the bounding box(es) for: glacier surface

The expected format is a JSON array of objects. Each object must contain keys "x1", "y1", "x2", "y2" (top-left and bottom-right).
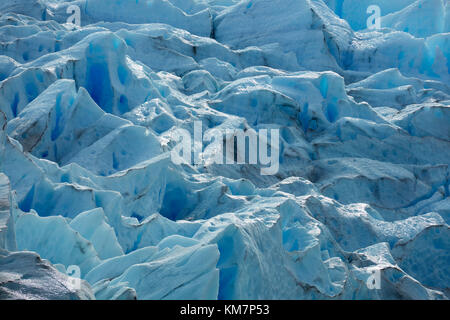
[{"x1": 0, "y1": 0, "x2": 449, "y2": 299}]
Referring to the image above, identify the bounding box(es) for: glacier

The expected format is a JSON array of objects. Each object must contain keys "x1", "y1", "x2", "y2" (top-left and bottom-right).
[{"x1": 0, "y1": 0, "x2": 449, "y2": 300}]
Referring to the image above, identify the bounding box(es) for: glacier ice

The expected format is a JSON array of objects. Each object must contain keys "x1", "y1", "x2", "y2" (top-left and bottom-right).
[
  {"x1": 0, "y1": 0, "x2": 449, "y2": 300},
  {"x1": 0, "y1": 174, "x2": 16, "y2": 252},
  {"x1": 0, "y1": 249, "x2": 94, "y2": 300}
]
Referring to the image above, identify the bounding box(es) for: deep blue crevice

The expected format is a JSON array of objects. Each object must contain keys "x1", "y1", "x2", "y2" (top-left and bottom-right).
[
  {"x1": 11, "y1": 93, "x2": 19, "y2": 117},
  {"x1": 51, "y1": 93, "x2": 63, "y2": 141},
  {"x1": 19, "y1": 185, "x2": 35, "y2": 213},
  {"x1": 86, "y1": 62, "x2": 113, "y2": 113}
]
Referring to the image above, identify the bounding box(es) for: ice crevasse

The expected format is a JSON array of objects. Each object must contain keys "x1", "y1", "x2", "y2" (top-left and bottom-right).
[{"x1": 0, "y1": 0, "x2": 449, "y2": 300}]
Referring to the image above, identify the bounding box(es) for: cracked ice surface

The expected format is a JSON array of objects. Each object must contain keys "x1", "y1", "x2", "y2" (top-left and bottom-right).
[{"x1": 0, "y1": 0, "x2": 449, "y2": 300}]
